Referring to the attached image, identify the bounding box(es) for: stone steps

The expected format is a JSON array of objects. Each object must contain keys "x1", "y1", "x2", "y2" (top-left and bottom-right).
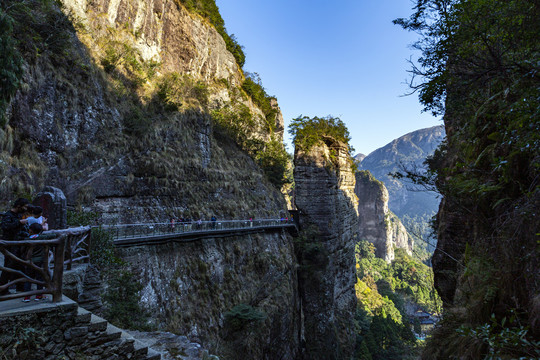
[
  {"x1": 74, "y1": 306, "x2": 161, "y2": 360},
  {"x1": 0, "y1": 295, "x2": 163, "y2": 359}
]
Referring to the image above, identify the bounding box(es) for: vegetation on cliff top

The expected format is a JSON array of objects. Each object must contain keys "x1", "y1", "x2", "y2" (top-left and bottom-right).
[
  {"x1": 396, "y1": 0, "x2": 539, "y2": 358},
  {"x1": 289, "y1": 115, "x2": 352, "y2": 151},
  {"x1": 289, "y1": 115, "x2": 357, "y2": 172}
]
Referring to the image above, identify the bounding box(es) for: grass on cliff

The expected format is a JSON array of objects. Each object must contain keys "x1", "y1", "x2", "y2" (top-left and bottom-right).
[
  {"x1": 175, "y1": 0, "x2": 245, "y2": 67},
  {"x1": 0, "y1": 0, "x2": 290, "y2": 216},
  {"x1": 0, "y1": 0, "x2": 74, "y2": 204}
]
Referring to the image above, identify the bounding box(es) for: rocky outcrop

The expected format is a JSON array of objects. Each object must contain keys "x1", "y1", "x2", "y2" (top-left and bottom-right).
[
  {"x1": 63, "y1": 0, "x2": 242, "y2": 85},
  {"x1": 33, "y1": 186, "x2": 68, "y2": 230},
  {"x1": 127, "y1": 331, "x2": 219, "y2": 360},
  {"x1": 355, "y1": 170, "x2": 413, "y2": 262},
  {"x1": 3, "y1": 0, "x2": 286, "y2": 222},
  {"x1": 117, "y1": 231, "x2": 300, "y2": 360},
  {"x1": 389, "y1": 214, "x2": 412, "y2": 255},
  {"x1": 294, "y1": 138, "x2": 358, "y2": 360}
]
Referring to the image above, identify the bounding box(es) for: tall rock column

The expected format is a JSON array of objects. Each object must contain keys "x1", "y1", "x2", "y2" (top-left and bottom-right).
[
  {"x1": 355, "y1": 170, "x2": 413, "y2": 262},
  {"x1": 294, "y1": 138, "x2": 359, "y2": 360}
]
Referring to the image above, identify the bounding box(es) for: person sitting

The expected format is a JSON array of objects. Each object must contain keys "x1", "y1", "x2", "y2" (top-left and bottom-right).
[{"x1": 26, "y1": 205, "x2": 48, "y2": 231}]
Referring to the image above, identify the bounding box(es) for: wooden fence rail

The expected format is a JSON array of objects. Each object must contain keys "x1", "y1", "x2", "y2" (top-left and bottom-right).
[
  {"x1": 45, "y1": 226, "x2": 92, "y2": 270},
  {"x1": 0, "y1": 235, "x2": 66, "y2": 303}
]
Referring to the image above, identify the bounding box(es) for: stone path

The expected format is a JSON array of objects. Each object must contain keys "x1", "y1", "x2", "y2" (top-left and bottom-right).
[{"x1": 0, "y1": 295, "x2": 161, "y2": 359}]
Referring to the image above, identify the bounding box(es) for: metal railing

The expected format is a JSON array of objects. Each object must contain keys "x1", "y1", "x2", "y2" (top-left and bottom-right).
[
  {"x1": 98, "y1": 218, "x2": 295, "y2": 241},
  {"x1": 0, "y1": 235, "x2": 66, "y2": 303},
  {"x1": 0, "y1": 218, "x2": 294, "y2": 302}
]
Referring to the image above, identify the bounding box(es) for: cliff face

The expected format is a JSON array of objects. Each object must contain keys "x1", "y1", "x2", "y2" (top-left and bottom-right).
[
  {"x1": 1, "y1": 1, "x2": 301, "y2": 358},
  {"x1": 3, "y1": 0, "x2": 285, "y2": 221},
  {"x1": 117, "y1": 231, "x2": 300, "y2": 359},
  {"x1": 355, "y1": 170, "x2": 413, "y2": 262},
  {"x1": 63, "y1": 0, "x2": 242, "y2": 89},
  {"x1": 294, "y1": 139, "x2": 358, "y2": 360}
]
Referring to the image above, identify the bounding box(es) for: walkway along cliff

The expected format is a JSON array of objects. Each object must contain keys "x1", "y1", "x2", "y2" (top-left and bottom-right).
[
  {"x1": 114, "y1": 222, "x2": 301, "y2": 360},
  {"x1": 0, "y1": 0, "x2": 396, "y2": 359}
]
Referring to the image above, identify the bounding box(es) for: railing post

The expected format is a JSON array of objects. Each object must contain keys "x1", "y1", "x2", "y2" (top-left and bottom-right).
[
  {"x1": 65, "y1": 234, "x2": 72, "y2": 271},
  {"x1": 86, "y1": 229, "x2": 92, "y2": 264},
  {"x1": 52, "y1": 236, "x2": 65, "y2": 303}
]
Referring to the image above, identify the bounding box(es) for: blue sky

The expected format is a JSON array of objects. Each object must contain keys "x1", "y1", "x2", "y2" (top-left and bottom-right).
[{"x1": 215, "y1": 0, "x2": 441, "y2": 156}]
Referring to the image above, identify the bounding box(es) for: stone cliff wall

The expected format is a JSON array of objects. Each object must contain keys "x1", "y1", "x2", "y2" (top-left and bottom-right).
[
  {"x1": 294, "y1": 139, "x2": 358, "y2": 360},
  {"x1": 0, "y1": 297, "x2": 161, "y2": 360},
  {"x1": 61, "y1": 0, "x2": 281, "y2": 143},
  {"x1": 63, "y1": 0, "x2": 241, "y2": 86},
  {"x1": 3, "y1": 0, "x2": 286, "y2": 222},
  {"x1": 355, "y1": 170, "x2": 413, "y2": 262},
  {"x1": 116, "y1": 231, "x2": 300, "y2": 360},
  {"x1": 1, "y1": 1, "x2": 299, "y2": 358}
]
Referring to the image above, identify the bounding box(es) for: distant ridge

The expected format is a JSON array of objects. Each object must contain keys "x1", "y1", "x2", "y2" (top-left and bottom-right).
[{"x1": 359, "y1": 125, "x2": 445, "y2": 219}]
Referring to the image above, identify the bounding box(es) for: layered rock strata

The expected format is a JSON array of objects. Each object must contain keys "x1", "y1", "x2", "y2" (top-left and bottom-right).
[
  {"x1": 355, "y1": 170, "x2": 413, "y2": 262},
  {"x1": 294, "y1": 139, "x2": 359, "y2": 360}
]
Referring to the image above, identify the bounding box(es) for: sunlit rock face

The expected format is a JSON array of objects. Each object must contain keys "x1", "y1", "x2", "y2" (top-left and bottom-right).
[
  {"x1": 62, "y1": 0, "x2": 241, "y2": 84},
  {"x1": 6, "y1": 0, "x2": 286, "y2": 222},
  {"x1": 294, "y1": 138, "x2": 359, "y2": 360},
  {"x1": 355, "y1": 170, "x2": 413, "y2": 262}
]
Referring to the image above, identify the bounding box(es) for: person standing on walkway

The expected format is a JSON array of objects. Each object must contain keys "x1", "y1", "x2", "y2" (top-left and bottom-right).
[{"x1": 0, "y1": 198, "x2": 30, "y2": 295}]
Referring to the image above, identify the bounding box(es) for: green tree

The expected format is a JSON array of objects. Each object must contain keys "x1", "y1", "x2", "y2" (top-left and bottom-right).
[
  {"x1": 242, "y1": 72, "x2": 278, "y2": 128},
  {"x1": 289, "y1": 115, "x2": 352, "y2": 152},
  {"x1": 395, "y1": 1, "x2": 539, "y2": 358},
  {"x1": 255, "y1": 139, "x2": 291, "y2": 187}
]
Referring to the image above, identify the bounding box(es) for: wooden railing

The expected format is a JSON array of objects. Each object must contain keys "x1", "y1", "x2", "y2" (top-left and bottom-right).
[
  {"x1": 46, "y1": 226, "x2": 92, "y2": 270},
  {"x1": 0, "y1": 235, "x2": 66, "y2": 303},
  {"x1": 0, "y1": 218, "x2": 294, "y2": 302}
]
